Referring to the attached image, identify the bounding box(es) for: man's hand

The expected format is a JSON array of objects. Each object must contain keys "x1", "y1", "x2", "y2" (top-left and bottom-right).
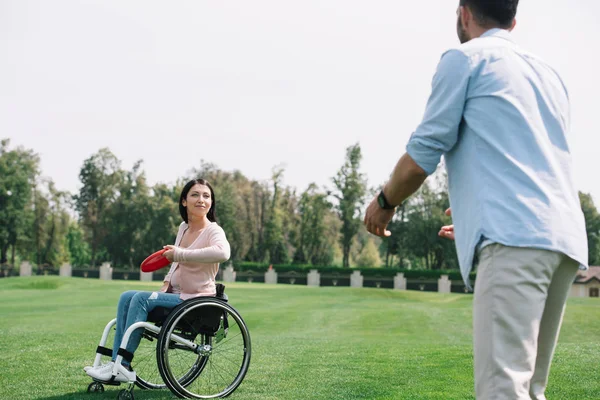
[
  {"x1": 363, "y1": 153, "x2": 427, "y2": 237},
  {"x1": 364, "y1": 195, "x2": 395, "y2": 237},
  {"x1": 438, "y1": 208, "x2": 455, "y2": 240},
  {"x1": 163, "y1": 245, "x2": 177, "y2": 262}
]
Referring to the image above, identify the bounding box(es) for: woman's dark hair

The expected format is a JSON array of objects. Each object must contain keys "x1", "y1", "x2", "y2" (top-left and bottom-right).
[
  {"x1": 179, "y1": 179, "x2": 217, "y2": 223},
  {"x1": 460, "y1": 0, "x2": 518, "y2": 28}
]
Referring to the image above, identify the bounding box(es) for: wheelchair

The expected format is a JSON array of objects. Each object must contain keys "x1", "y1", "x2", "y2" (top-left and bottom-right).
[{"x1": 86, "y1": 284, "x2": 251, "y2": 399}]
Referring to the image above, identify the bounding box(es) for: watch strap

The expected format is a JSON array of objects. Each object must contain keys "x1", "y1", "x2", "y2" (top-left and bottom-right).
[{"x1": 378, "y1": 190, "x2": 396, "y2": 210}]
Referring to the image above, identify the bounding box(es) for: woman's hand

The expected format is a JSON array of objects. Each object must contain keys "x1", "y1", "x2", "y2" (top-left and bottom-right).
[
  {"x1": 163, "y1": 245, "x2": 177, "y2": 262},
  {"x1": 159, "y1": 282, "x2": 170, "y2": 293}
]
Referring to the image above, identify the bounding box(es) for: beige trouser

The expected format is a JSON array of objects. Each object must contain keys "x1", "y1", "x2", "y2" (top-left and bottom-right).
[{"x1": 473, "y1": 244, "x2": 579, "y2": 400}]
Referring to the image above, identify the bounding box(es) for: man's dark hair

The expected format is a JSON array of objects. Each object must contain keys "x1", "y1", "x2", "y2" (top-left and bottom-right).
[{"x1": 459, "y1": 0, "x2": 518, "y2": 28}]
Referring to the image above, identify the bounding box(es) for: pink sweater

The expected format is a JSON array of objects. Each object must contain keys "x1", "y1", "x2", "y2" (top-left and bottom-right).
[{"x1": 163, "y1": 222, "x2": 230, "y2": 300}]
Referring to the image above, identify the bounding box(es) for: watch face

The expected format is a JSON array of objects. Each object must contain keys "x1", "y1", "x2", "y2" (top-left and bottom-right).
[{"x1": 377, "y1": 193, "x2": 386, "y2": 208}]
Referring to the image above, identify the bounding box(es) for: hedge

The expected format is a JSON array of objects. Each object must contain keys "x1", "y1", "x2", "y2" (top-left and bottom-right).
[{"x1": 233, "y1": 262, "x2": 476, "y2": 281}]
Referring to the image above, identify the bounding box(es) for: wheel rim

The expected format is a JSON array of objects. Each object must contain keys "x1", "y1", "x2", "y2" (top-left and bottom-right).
[{"x1": 158, "y1": 300, "x2": 251, "y2": 399}]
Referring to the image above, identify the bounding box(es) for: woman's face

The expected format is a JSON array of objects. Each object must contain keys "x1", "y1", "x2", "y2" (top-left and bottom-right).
[{"x1": 182, "y1": 184, "x2": 212, "y2": 221}]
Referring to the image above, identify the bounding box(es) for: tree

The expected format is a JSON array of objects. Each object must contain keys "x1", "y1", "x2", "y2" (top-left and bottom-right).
[
  {"x1": 102, "y1": 160, "x2": 154, "y2": 268},
  {"x1": 579, "y1": 192, "x2": 600, "y2": 266},
  {"x1": 294, "y1": 183, "x2": 338, "y2": 266},
  {"x1": 35, "y1": 179, "x2": 71, "y2": 266},
  {"x1": 0, "y1": 139, "x2": 40, "y2": 265},
  {"x1": 66, "y1": 221, "x2": 91, "y2": 267},
  {"x1": 73, "y1": 148, "x2": 121, "y2": 267},
  {"x1": 188, "y1": 161, "x2": 271, "y2": 262},
  {"x1": 354, "y1": 237, "x2": 383, "y2": 267},
  {"x1": 382, "y1": 168, "x2": 457, "y2": 270},
  {"x1": 331, "y1": 143, "x2": 367, "y2": 267},
  {"x1": 213, "y1": 179, "x2": 242, "y2": 261},
  {"x1": 262, "y1": 166, "x2": 290, "y2": 264}
]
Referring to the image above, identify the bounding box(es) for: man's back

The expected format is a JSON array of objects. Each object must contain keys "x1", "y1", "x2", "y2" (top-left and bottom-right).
[
  {"x1": 364, "y1": 3, "x2": 588, "y2": 398},
  {"x1": 408, "y1": 28, "x2": 588, "y2": 281}
]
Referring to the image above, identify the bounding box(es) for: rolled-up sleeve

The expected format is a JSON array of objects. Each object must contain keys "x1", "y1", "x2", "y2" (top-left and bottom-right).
[
  {"x1": 406, "y1": 49, "x2": 471, "y2": 175},
  {"x1": 173, "y1": 226, "x2": 231, "y2": 264}
]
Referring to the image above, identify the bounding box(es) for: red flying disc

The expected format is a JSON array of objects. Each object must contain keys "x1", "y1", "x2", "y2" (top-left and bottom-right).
[{"x1": 141, "y1": 249, "x2": 171, "y2": 272}]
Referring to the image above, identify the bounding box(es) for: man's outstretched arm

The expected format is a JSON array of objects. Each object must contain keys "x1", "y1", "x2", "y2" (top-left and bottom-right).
[{"x1": 363, "y1": 153, "x2": 427, "y2": 237}]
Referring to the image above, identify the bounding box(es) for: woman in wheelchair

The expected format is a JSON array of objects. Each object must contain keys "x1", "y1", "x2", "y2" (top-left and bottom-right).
[{"x1": 85, "y1": 178, "x2": 231, "y2": 384}]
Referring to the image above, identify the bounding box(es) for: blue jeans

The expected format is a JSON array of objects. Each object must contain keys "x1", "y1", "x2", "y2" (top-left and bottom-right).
[{"x1": 111, "y1": 290, "x2": 183, "y2": 364}]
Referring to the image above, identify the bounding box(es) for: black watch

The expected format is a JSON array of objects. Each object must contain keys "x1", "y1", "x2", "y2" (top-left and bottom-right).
[{"x1": 377, "y1": 190, "x2": 396, "y2": 210}]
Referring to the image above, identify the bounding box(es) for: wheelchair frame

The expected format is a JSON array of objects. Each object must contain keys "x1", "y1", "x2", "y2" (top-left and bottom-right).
[{"x1": 86, "y1": 291, "x2": 251, "y2": 400}]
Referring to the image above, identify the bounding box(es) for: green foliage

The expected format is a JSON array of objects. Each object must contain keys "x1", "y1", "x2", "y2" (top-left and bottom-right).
[
  {"x1": 354, "y1": 237, "x2": 382, "y2": 267},
  {"x1": 294, "y1": 183, "x2": 338, "y2": 266},
  {"x1": 66, "y1": 221, "x2": 91, "y2": 267},
  {"x1": 579, "y1": 192, "x2": 600, "y2": 265},
  {"x1": 0, "y1": 139, "x2": 40, "y2": 265},
  {"x1": 24, "y1": 179, "x2": 72, "y2": 266},
  {"x1": 10, "y1": 143, "x2": 600, "y2": 277},
  {"x1": 382, "y1": 169, "x2": 457, "y2": 270},
  {"x1": 262, "y1": 166, "x2": 291, "y2": 265},
  {"x1": 102, "y1": 160, "x2": 154, "y2": 268},
  {"x1": 144, "y1": 183, "x2": 179, "y2": 255},
  {"x1": 332, "y1": 143, "x2": 367, "y2": 267},
  {"x1": 234, "y1": 261, "x2": 476, "y2": 282},
  {"x1": 73, "y1": 148, "x2": 122, "y2": 266}
]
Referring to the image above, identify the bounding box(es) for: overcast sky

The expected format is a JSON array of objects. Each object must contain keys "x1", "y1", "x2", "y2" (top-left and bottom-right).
[{"x1": 2, "y1": 0, "x2": 599, "y2": 204}]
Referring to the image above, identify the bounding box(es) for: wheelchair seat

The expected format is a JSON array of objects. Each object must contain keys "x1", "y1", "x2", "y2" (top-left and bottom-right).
[{"x1": 147, "y1": 283, "x2": 228, "y2": 328}]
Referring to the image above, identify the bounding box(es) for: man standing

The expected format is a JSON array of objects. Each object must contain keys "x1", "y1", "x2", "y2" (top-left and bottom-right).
[{"x1": 363, "y1": 1, "x2": 588, "y2": 399}]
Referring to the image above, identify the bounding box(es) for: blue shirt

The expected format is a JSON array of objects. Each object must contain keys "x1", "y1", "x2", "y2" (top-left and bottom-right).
[{"x1": 406, "y1": 29, "x2": 588, "y2": 288}]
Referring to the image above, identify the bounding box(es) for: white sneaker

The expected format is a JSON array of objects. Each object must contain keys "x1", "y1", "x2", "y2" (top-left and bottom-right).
[
  {"x1": 86, "y1": 361, "x2": 136, "y2": 383},
  {"x1": 86, "y1": 361, "x2": 115, "y2": 381},
  {"x1": 114, "y1": 364, "x2": 136, "y2": 383},
  {"x1": 84, "y1": 361, "x2": 112, "y2": 373}
]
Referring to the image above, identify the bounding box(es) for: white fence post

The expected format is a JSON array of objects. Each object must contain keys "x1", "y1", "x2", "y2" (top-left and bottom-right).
[
  {"x1": 223, "y1": 265, "x2": 236, "y2": 283},
  {"x1": 59, "y1": 263, "x2": 72, "y2": 277},
  {"x1": 20, "y1": 261, "x2": 32, "y2": 277},
  {"x1": 394, "y1": 273, "x2": 406, "y2": 290},
  {"x1": 438, "y1": 274, "x2": 451, "y2": 293},
  {"x1": 99, "y1": 262, "x2": 113, "y2": 281},
  {"x1": 265, "y1": 268, "x2": 278, "y2": 284},
  {"x1": 307, "y1": 269, "x2": 320, "y2": 287},
  {"x1": 140, "y1": 271, "x2": 153, "y2": 282},
  {"x1": 350, "y1": 270, "x2": 363, "y2": 288}
]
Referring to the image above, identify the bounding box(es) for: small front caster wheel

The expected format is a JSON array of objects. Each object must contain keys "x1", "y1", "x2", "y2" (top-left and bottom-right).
[
  {"x1": 87, "y1": 381, "x2": 105, "y2": 393},
  {"x1": 117, "y1": 388, "x2": 134, "y2": 400}
]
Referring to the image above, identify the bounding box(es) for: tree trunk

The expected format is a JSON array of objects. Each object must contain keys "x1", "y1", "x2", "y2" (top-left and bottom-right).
[
  {"x1": 91, "y1": 225, "x2": 97, "y2": 267},
  {"x1": 343, "y1": 243, "x2": 350, "y2": 267},
  {"x1": 385, "y1": 248, "x2": 390, "y2": 267},
  {"x1": 0, "y1": 243, "x2": 7, "y2": 264},
  {"x1": 42, "y1": 216, "x2": 56, "y2": 265}
]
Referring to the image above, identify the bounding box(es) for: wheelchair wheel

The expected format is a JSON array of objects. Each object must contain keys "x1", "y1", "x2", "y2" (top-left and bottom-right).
[
  {"x1": 156, "y1": 298, "x2": 251, "y2": 399},
  {"x1": 117, "y1": 388, "x2": 134, "y2": 400},
  {"x1": 133, "y1": 328, "x2": 166, "y2": 390},
  {"x1": 87, "y1": 381, "x2": 105, "y2": 393}
]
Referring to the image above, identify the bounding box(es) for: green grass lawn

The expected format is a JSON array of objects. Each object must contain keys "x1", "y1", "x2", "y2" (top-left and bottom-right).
[{"x1": 0, "y1": 276, "x2": 598, "y2": 400}]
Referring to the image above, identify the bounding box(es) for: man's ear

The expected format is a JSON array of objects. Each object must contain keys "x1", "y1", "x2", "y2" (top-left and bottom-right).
[
  {"x1": 509, "y1": 18, "x2": 517, "y2": 31},
  {"x1": 460, "y1": 6, "x2": 472, "y2": 29}
]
